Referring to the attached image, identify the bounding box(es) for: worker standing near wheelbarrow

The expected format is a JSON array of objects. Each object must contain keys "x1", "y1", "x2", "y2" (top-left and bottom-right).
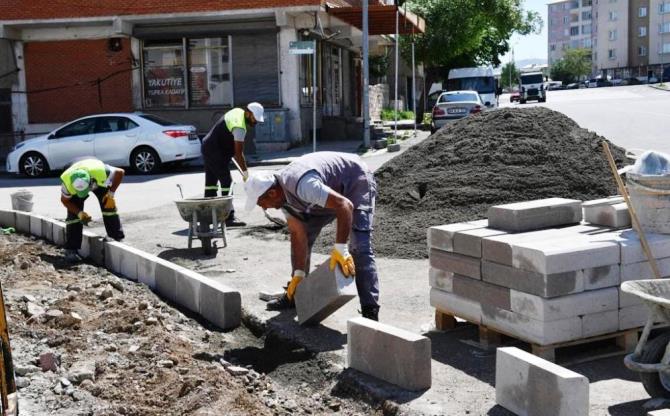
[
  {"x1": 201, "y1": 102, "x2": 265, "y2": 227},
  {"x1": 60, "y1": 158, "x2": 125, "y2": 262},
  {"x1": 244, "y1": 152, "x2": 380, "y2": 321}
]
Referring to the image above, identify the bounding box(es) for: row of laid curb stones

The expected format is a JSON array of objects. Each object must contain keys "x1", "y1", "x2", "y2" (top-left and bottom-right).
[{"x1": 0, "y1": 209, "x2": 241, "y2": 330}]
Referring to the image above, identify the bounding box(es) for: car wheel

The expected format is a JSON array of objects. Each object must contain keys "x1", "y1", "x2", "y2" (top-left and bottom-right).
[
  {"x1": 131, "y1": 147, "x2": 161, "y2": 174},
  {"x1": 519, "y1": 99, "x2": 526, "y2": 104},
  {"x1": 19, "y1": 152, "x2": 49, "y2": 178}
]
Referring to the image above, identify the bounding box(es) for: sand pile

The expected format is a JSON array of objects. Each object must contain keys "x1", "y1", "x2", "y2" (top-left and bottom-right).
[{"x1": 372, "y1": 107, "x2": 628, "y2": 259}]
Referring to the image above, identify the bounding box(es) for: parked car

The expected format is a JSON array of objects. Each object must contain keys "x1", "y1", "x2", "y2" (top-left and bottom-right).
[
  {"x1": 6, "y1": 113, "x2": 200, "y2": 177},
  {"x1": 587, "y1": 78, "x2": 613, "y2": 88},
  {"x1": 431, "y1": 90, "x2": 484, "y2": 133},
  {"x1": 565, "y1": 82, "x2": 580, "y2": 89},
  {"x1": 623, "y1": 77, "x2": 642, "y2": 86},
  {"x1": 510, "y1": 91, "x2": 520, "y2": 103}
]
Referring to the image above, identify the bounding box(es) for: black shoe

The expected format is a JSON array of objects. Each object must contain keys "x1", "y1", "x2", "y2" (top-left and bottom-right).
[
  {"x1": 266, "y1": 294, "x2": 295, "y2": 311},
  {"x1": 361, "y1": 305, "x2": 379, "y2": 321},
  {"x1": 225, "y1": 217, "x2": 247, "y2": 227},
  {"x1": 64, "y1": 249, "x2": 83, "y2": 263}
]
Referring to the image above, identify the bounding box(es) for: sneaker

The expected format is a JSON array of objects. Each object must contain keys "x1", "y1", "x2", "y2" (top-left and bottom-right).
[
  {"x1": 361, "y1": 305, "x2": 379, "y2": 321},
  {"x1": 64, "y1": 249, "x2": 82, "y2": 263},
  {"x1": 266, "y1": 293, "x2": 295, "y2": 311},
  {"x1": 225, "y1": 217, "x2": 247, "y2": 227}
]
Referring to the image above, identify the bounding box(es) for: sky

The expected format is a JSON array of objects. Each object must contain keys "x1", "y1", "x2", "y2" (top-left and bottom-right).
[{"x1": 499, "y1": 0, "x2": 549, "y2": 64}]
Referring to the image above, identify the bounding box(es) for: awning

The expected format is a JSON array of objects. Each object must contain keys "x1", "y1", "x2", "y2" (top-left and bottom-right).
[{"x1": 325, "y1": 3, "x2": 425, "y2": 35}]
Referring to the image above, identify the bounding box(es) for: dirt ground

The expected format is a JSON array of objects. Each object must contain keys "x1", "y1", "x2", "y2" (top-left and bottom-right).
[{"x1": 0, "y1": 233, "x2": 385, "y2": 416}]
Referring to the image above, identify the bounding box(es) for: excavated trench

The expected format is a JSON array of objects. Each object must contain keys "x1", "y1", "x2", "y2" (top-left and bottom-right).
[{"x1": 0, "y1": 234, "x2": 388, "y2": 416}]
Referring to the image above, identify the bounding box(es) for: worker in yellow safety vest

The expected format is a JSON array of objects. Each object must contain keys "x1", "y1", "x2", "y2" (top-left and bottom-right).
[
  {"x1": 60, "y1": 158, "x2": 125, "y2": 262},
  {"x1": 200, "y1": 102, "x2": 264, "y2": 227}
]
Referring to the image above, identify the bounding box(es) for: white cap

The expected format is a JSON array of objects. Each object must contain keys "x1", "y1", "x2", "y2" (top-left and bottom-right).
[
  {"x1": 244, "y1": 173, "x2": 276, "y2": 211},
  {"x1": 247, "y1": 102, "x2": 265, "y2": 123}
]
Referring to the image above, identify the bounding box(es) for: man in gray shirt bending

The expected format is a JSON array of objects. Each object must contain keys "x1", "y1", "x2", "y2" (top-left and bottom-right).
[{"x1": 244, "y1": 152, "x2": 380, "y2": 321}]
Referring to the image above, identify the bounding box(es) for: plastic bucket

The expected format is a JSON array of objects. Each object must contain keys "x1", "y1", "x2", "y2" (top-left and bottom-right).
[
  {"x1": 10, "y1": 189, "x2": 33, "y2": 212},
  {"x1": 627, "y1": 173, "x2": 670, "y2": 234}
]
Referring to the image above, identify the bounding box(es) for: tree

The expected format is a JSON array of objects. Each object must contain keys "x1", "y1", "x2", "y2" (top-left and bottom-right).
[
  {"x1": 501, "y1": 62, "x2": 520, "y2": 90},
  {"x1": 549, "y1": 48, "x2": 591, "y2": 84},
  {"x1": 400, "y1": 0, "x2": 543, "y2": 115}
]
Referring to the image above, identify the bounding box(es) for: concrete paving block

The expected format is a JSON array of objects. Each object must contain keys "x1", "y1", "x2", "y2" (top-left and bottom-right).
[
  {"x1": 41, "y1": 217, "x2": 53, "y2": 242},
  {"x1": 619, "y1": 304, "x2": 650, "y2": 330},
  {"x1": 430, "y1": 288, "x2": 482, "y2": 324},
  {"x1": 52, "y1": 221, "x2": 66, "y2": 246},
  {"x1": 295, "y1": 261, "x2": 357, "y2": 325},
  {"x1": 83, "y1": 232, "x2": 105, "y2": 266},
  {"x1": 154, "y1": 260, "x2": 179, "y2": 302},
  {"x1": 509, "y1": 287, "x2": 618, "y2": 321},
  {"x1": 428, "y1": 220, "x2": 488, "y2": 251},
  {"x1": 428, "y1": 267, "x2": 453, "y2": 292},
  {"x1": 199, "y1": 278, "x2": 241, "y2": 330},
  {"x1": 619, "y1": 287, "x2": 644, "y2": 308},
  {"x1": 453, "y1": 227, "x2": 507, "y2": 258},
  {"x1": 495, "y1": 347, "x2": 589, "y2": 416},
  {"x1": 482, "y1": 305, "x2": 582, "y2": 345},
  {"x1": 136, "y1": 253, "x2": 171, "y2": 290},
  {"x1": 487, "y1": 198, "x2": 582, "y2": 233},
  {"x1": 452, "y1": 274, "x2": 510, "y2": 310},
  {"x1": 104, "y1": 241, "x2": 126, "y2": 276},
  {"x1": 174, "y1": 268, "x2": 209, "y2": 314},
  {"x1": 117, "y1": 245, "x2": 142, "y2": 282},
  {"x1": 29, "y1": 214, "x2": 44, "y2": 238},
  {"x1": 621, "y1": 257, "x2": 670, "y2": 282},
  {"x1": 619, "y1": 230, "x2": 670, "y2": 264},
  {"x1": 429, "y1": 248, "x2": 481, "y2": 279},
  {"x1": 510, "y1": 238, "x2": 620, "y2": 275},
  {"x1": 583, "y1": 265, "x2": 621, "y2": 291},
  {"x1": 0, "y1": 209, "x2": 16, "y2": 228},
  {"x1": 14, "y1": 211, "x2": 30, "y2": 234},
  {"x1": 582, "y1": 310, "x2": 619, "y2": 338},
  {"x1": 347, "y1": 317, "x2": 431, "y2": 391},
  {"x1": 582, "y1": 197, "x2": 630, "y2": 228},
  {"x1": 482, "y1": 260, "x2": 585, "y2": 298}
]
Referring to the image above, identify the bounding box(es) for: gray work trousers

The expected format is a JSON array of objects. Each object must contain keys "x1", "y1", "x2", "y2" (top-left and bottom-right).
[{"x1": 302, "y1": 209, "x2": 379, "y2": 309}]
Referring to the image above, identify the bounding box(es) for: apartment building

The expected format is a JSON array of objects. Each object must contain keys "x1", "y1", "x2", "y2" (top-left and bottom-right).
[{"x1": 548, "y1": 0, "x2": 594, "y2": 66}]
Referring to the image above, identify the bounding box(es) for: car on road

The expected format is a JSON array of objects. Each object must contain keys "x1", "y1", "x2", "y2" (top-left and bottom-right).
[
  {"x1": 565, "y1": 82, "x2": 580, "y2": 89},
  {"x1": 431, "y1": 90, "x2": 484, "y2": 133},
  {"x1": 6, "y1": 113, "x2": 201, "y2": 177},
  {"x1": 510, "y1": 92, "x2": 520, "y2": 103}
]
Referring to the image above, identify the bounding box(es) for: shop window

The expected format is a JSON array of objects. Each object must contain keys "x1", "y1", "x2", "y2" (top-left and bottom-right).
[
  {"x1": 142, "y1": 40, "x2": 186, "y2": 108},
  {"x1": 188, "y1": 37, "x2": 233, "y2": 107},
  {"x1": 299, "y1": 40, "x2": 321, "y2": 106}
]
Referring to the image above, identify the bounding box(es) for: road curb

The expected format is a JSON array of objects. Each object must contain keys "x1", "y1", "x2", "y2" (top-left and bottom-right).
[
  {"x1": 649, "y1": 84, "x2": 670, "y2": 92},
  {"x1": 0, "y1": 208, "x2": 242, "y2": 330}
]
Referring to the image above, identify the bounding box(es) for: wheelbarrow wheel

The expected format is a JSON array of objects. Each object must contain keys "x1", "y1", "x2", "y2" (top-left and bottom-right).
[
  {"x1": 639, "y1": 330, "x2": 670, "y2": 398},
  {"x1": 202, "y1": 237, "x2": 213, "y2": 255}
]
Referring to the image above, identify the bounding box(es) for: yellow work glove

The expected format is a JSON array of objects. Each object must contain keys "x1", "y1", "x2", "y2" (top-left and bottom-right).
[
  {"x1": 77, "y1": 211, "x2": 92, "y2": 225},
  {"x1": 242, "y1": 170, "x2": 249, "y2": 182},
  {"x1": 286, "y1": 270, "x2": 305, "y2": 302},
  {"x1": 330, "y1": 243, "x2": 355, "y2": 277},
  {"x1": 102, "y1": 191, "x2": 116, "y2": 210}
]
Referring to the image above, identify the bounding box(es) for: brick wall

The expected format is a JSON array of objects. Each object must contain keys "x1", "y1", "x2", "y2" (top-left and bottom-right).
[
  {"x1": 24, "y1": 39, "x2": 133, "y2": 123},
  {"x1": 0, "y1": 0, "x2": 321, "y2": 20}
]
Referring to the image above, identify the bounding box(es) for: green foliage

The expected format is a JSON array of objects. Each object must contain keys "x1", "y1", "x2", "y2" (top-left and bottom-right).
[
  {"x1": 500, "y1": 62, "x2": 520, "y2": 89},
  {"x1": 369, "y1": 54, "x2": 390, "y2": 79},
  {"x1": 549, "y1": 48, "x2": 591, "y2": 84},
  {"x1": 400, "y1": 0, "x2": 543, "y2": 69},
  {"x1": 380, "y1": 108, "x2": 415, "y2": 121},
  {"x1": 422, "y1": 112, "x2": 432, "y2": 125}
]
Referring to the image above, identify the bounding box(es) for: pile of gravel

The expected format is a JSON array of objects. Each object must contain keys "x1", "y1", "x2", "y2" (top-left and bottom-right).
[{"x1": 371, "y1": 107, "x2": 628, "y2": 259}]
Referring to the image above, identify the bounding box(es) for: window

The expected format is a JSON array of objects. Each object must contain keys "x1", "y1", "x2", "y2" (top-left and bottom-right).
[
  {"x1": 94, "y1": 117, "x2": 138, "y2": 134},
  {"x1": 582, "y1": 24, "x2": 592, "y2": 34},
  {"x1": 564, "y1": 16, "x2": 570, "y2": 24},
  {"x1": 660, "y1": 3, "x2": 670, "y2": 13},
  {"x1": 55, "y1": 119, "x2": 96, "y2": 138},
  {"x1": 639, "y1": 26, "x2": 647, "y2": 37},
  {"x1": 584, "y1": 38, "x2": 593, "y2": 48},
  {"x1": 639, "y1": 46, "x2": 647, "y2": 56},
  {"x1": 583, "y1": 0, "x2": 592, "y2": 6},
  {"x1": 139, "y1": 114, "x2": 179, "y2": 126},
  {"x1": 550, "y1": 44, "x2": 557, "y2": 51},
  {"x1": 564, "y1": 28, "x2": 570, "y2": 36},
  {"x1": 582, "y1": 11, "x2": 592, "y2": 20},
  {"x1": 662, "y1": 43, "x2": 670, "y2": 54},
  {"x1": 570, "y1": 26, "x2": 580, "y2": 35},
  {"x1": 639, "y1": 7, "x2": 647, "y2": 17},
  {"x1": 299, "y1": 42, "x2": 320, "y2": 106},
  {"x1": 571, "y1": 39, "x2": 580, "y2": 48},
  {"x1": 609, "y1": 11, "x2": 618, "y2": 20},
  {"x1": 551, "y1": 18, "x2": 557, "y2": 26},
  {"x1": 608, "y1": 48, "x2": 616, "y2": 59},
  {"x1": 661, "y1": 22, "x2": 670, "y2": 33},
  {"x1": 142, "y1": 40, "x2": 185, "y2": 108},
  {"x1": 609, "y1": 29, "x2": 617, "y2": 40},
  {"x1": 187, "y1": 37, "x2": 232, "y2": 107}
]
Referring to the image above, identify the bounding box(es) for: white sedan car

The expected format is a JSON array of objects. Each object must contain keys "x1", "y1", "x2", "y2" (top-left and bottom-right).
[{"x1": 6, "y1": 113, "x2": 201, "y2": 177}]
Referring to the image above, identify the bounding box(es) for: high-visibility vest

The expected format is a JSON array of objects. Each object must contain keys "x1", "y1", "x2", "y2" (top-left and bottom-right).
[
  {"x1": 224, "y1": 108, "x2": 246, "y2": 133},
  {"x1": 60, "y1": 159, "x2": 108, "y2": 195}
]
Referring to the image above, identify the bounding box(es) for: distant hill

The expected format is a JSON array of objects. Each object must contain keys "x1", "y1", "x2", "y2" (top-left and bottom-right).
[{"x1": 516, "y1": 58, "x2": 547, "y2": 68}]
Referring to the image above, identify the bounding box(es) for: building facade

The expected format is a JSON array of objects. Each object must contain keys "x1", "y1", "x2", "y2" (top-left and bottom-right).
[
  {"x1": 0, "y1": 0, "x2": 423, "y2": 160},
  {"x1": 548, "y1": 0, "x2": 594, "y2": 67}
]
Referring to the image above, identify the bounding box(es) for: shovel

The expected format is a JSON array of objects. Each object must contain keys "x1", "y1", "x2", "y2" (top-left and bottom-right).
[{"x1": 229, "y1": 158, "x2": 287, "y2": 227}]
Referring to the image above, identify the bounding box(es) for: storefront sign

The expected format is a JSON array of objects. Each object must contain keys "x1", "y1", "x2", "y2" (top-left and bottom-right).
[
  {"x1": 143, "y1": 67, "x2": 186, "y2": 107},
  {"x1": 289, "y1": 41, "x2": 316, "y2": 55}
]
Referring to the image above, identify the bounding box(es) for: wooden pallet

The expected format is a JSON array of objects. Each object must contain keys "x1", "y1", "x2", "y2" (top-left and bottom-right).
[{"x1": 435, "y1": 308, "x2": 639, "y2": 364}]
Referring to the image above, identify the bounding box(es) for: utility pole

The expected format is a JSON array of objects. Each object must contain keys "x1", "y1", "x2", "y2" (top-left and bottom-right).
[
  {"x1": 362, "y1": 0, "x2": 370, "y2": 148},
  {"x1": 394, "y1": 3, "x2": 399, "y2": 142}
]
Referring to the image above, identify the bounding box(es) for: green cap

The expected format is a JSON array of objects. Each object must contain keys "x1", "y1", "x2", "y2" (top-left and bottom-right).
[{"x1": 70, "y1": 169, "x2": 91, "y2": 198}]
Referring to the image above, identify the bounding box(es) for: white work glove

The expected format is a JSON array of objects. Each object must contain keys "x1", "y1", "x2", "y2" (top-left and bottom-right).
[{"x1": 330, "y1": 243, "x2": 355, "y2": 277}]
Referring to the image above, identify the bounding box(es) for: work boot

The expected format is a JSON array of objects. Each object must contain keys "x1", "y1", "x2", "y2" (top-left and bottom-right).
[
  {"x1": 64, "y1": 249, "x2": 82, "y2": 263},
  {"x1": 266, "y1": 293, "x2": 295, "y2": 311},
  {"x1": 361, "y1": 305, "x2": 379, "y2": 321},
  {"x1": 225, "y1": 216, "x2": 246, "y2": 227}
]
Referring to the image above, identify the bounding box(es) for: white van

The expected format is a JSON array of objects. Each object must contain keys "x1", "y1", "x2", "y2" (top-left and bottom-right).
[{"x1": 447, "y1": 66, "x2": 500, "y2": 108}]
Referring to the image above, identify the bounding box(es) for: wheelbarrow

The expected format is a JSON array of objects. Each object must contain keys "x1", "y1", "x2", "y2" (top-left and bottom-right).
[
  {"x1": 622, "y1": 279, "x2": 670, "y2": 398},
  {"x1": 175, "y1": 196, "x2": 234, "y2": 255}
]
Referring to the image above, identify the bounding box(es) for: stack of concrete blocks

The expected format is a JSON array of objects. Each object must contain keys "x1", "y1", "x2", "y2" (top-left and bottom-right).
[
  {"x1": 582, "y1": 196, "x2": 630, "y2": 228},
  {"x1": 0, "y1": 209, "x2": 241, "y2": 330},
  {"x1": 429, "y1": 197, "x2": 670, "y2": 350}
]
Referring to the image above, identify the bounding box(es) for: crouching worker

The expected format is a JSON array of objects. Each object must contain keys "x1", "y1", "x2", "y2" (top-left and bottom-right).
[
  {"x1": 244, "y1": 151, "x2": 380, "y2": 321},
  {"x1": 60, "y1": 158, "x2": 125, "y2": 262}
]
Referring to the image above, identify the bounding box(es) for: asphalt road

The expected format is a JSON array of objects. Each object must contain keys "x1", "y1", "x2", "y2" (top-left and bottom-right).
[{"x1": 500, "y1": 84, "x2": 670, "y2": 156}]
